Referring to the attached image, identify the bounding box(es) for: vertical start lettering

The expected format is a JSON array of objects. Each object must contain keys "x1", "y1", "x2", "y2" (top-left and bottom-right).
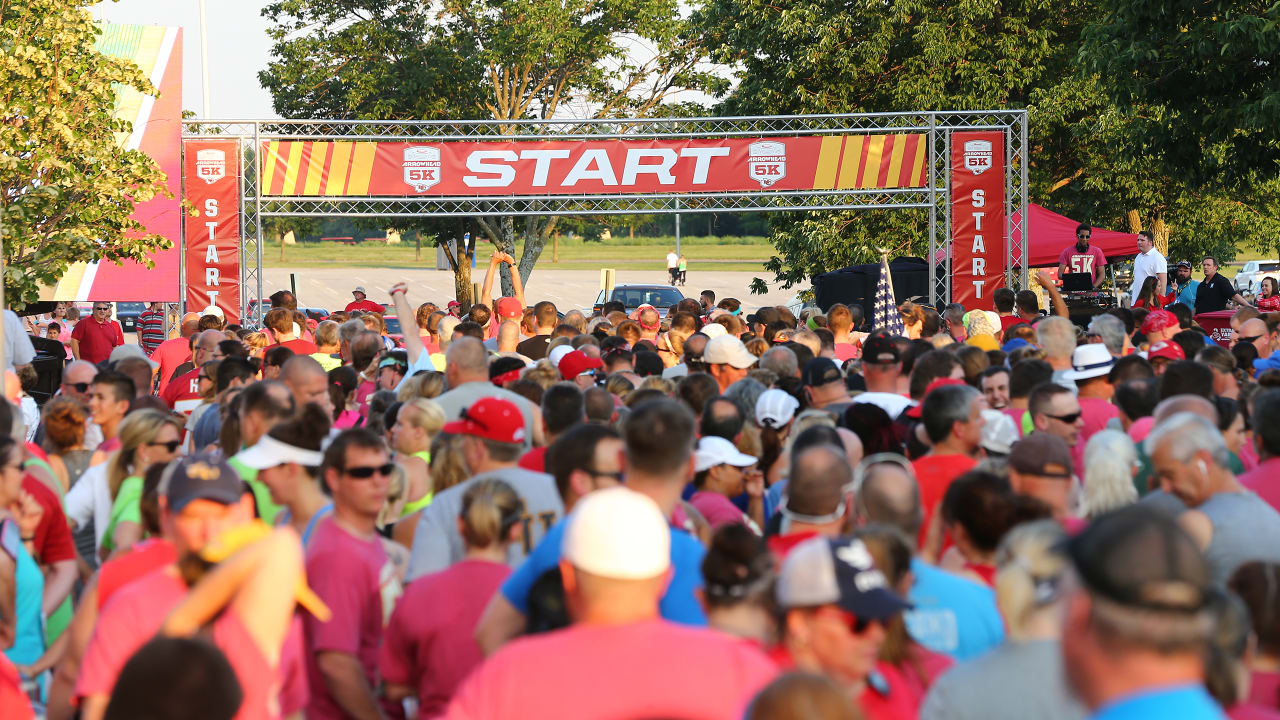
[
  {"x1": 949, "y1": 131, "x2": 1006, "y2": 310},
  {"x1": 183, "y1": 138, "x2": 242, "y2": 322}
]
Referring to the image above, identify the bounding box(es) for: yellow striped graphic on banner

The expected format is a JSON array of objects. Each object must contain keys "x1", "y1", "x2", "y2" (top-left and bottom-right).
[
  {"x1": 860, "y1": 135, "x2": 887, "y2": 188},
  {"x1": 261, "y1": 141, "x2": 281, "y2": 195},
  {"x1": 326, "y1": 142, "x2": 354, "y2": 195},
  {"x1": 281, "y1": 142, "x2": 305, "y2": 195},
  {"x1": 885, "y1": 135, "x2": 908, "y2": 187},
  {"x1": 910, "y1": 138, "x2": 927, "y2": 186},
  {"x1": 346, "y1": 143, "x2": 377, "y2": 195},
  {"x1": 837, "y1": 137, "x2": 865, "y2": 189},
  {"x1": 811, "y1": 136, "x2": 844, "y2": 189},
  {"x1": 303, "y1": 142, "x2": 329, "y2": 195}
]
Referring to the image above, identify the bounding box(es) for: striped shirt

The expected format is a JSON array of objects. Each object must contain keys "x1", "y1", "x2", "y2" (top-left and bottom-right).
[{"x1": 137, "y1": 308, "x2": 166, "y2": 354}]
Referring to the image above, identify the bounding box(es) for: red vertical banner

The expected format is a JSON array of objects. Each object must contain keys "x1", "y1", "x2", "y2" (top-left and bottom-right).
[
  {"x1": 183, "y1": 138, "x2": 241, "y2": 323},
  {"x1": 950, "y1": 131, "x2": 1006, "y2": 310}
]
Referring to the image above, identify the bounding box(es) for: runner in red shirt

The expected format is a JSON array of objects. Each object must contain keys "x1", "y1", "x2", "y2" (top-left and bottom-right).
[
  {"x1": 161, "y1": 330, "x2": 223, "y2": 415},
  {"x1": 264, "y1": 308, "x2": 319, "y2": 355},
  {"x1": 305, "y1": 429, "x2": 394, "y2": 720},
  {"x1": 70, "y1": 303, "x2": 124, "y2": 364},
  {"x1": 382, "y1": 479, "x2": 521, "y2": 716},
  {"x1": 344, "y1": 286, "x2": 385, "y2": 314},
  {"x1": 908, "y1": 382, "x2": 984, "y2": 554},
  {"x1": 150, "y1": 313, "x2": 200, "y2": 393},
  {"x1": 445, "y1": 487, "x2": 776, "y2": 720},
  {"x1": 772, "y1": 536, "x2": 915, "y2": 720}
]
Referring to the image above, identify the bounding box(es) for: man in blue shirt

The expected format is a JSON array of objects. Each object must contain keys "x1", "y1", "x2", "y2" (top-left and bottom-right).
[
  {"x1": 1163, "y1": 260, "x2": 1200, "y2": 309},
  {"x1": 476, "y1": 400, "x2": 707, "y2": 654},
  {"x1": 1061, "y1": 505, "x2": 1225, "y2": 719},
  {"x1": 853, "y1": 455, "x2": 1005, "y2": 660}
]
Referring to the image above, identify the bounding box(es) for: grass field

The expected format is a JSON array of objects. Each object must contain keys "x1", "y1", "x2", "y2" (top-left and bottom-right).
[{"x1": 262, "y1": 235, "x2": 777, "y2": 272}]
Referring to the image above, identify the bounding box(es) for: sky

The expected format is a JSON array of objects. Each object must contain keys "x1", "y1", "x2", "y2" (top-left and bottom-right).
[{"x1": 91, "y1": 0, "x2": 280, "y2": 118}]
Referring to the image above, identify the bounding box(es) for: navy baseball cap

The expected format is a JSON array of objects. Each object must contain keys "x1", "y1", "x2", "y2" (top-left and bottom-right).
[
  {"x1": 776, "y1": 537, "x2": 912, "y2": 620},
  {"x1": 159, "y1": 453, "x2": 246, "y2": 512}
]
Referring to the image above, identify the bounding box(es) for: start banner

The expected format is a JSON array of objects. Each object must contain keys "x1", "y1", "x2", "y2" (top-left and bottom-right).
[
  {"x1": 183, "y1": 138, "x2": 241, "y2": 322},
  {"x1": 259, "y1": 134, "x2": 929, "y2": 197},
  {"x1": 949, "y1": 131, "x2": 1007, "y2": 310}
]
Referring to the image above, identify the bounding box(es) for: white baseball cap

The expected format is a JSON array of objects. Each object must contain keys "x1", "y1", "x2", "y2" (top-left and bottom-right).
[
  {"x1": 108, "y1": 343, "x2": 159, "y2": 370},
  {"x1": 700, "y1": 323, "x2": 728, "y2": 339},
  {"x1": 548, "y1": 344, "x2": 575, "y2": 368},
  {"x1": 703, "y1": 335, "x2": 756, "y2": 369},
  {"x1": 979, "y1": 409, "x2": 1019, "y2": 456},
  {"x1": 562, "y1": 487, "x2": 671, "y2": 580},
  {"x1": 755, "y1": 388, "x2": 799, "y2": 429},
  {"x1": 695, "y1": 435, "x2": 758, "y2": 473}
]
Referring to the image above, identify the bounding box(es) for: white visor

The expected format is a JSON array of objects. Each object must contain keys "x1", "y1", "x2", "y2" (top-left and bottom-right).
[{"x1": 234, "y1": 434, "x2": 324, "y2": 470}]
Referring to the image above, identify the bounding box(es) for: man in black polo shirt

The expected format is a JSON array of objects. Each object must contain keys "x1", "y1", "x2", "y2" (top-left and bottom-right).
[{"x1": 1195, "y1": 256, "x2": 1252, "y2": 314}]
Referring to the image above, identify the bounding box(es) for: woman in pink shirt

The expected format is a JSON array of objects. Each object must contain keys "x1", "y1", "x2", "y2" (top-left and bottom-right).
[
  {"x1": 381, "y1": 479, "x2": 523, "y2": 717},
  {"x1": 689, "y1": 436, "x2": 764, "y2": 534}
]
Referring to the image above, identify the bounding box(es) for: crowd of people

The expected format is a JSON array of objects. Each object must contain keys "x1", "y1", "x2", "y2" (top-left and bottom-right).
[{"x1": 3, "y1": 253, "x2": 1280, "y2": 719}]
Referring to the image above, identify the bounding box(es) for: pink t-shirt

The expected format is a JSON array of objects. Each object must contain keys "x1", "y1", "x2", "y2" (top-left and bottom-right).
[
  {"x1": 304, "y1": 517, "x2": 389, "y2": 720},
  {"x1": 1249, "y1": 669, "x2": 1280, "y2": 710},
  {"x1": 689, "y1": 490, "x2": 755, "y2": 532},
  {"x1": 1057, "y1": 245, "x2": 1108, "y2": 282},
  {"x1": 443, "y1": 619, "x2": 777, "y2": 720},
  {"x1": 1241, "y1": 460, "x2": 1280, "y2": 515},
  {"x1": 77, "y1": 567, "x2": 305, "y2": 720},
  {"x1": 1077, "y1": 395, "x2": 1120, "y2": 470},
  {"x1": 834, "y1": 342, "x2": 860, "y2": 362},
  {"x1": 151, "y1": 336, "x2": 193, "y2": 393},
  {"x1": 381, "y1": 559, "x2": 510, "y2": 716}
]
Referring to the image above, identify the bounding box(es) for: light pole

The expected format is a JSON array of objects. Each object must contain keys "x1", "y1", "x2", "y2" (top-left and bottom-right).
[{"x1": 198, "y1": 0, "x2": 211, "y2": 117}]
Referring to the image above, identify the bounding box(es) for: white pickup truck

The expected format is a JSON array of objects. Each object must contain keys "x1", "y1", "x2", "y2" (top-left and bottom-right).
[{"x1": 1234, "y1": 260, "x2": 1280, "y2": 295}]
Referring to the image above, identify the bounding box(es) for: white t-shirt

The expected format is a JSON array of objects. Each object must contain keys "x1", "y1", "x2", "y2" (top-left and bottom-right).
[
  {"x1": 852, "y1": 392, "x2": 913, "y2": 418},
  {"x1": 1130, "y1": 248, "x2": 1168, "y2": 303},
  {"x1": 666, "y1": 252, "x2": 679, "y2": 269},
  {"x1": 4, "y1": 310, "x2": 35, "y2": 371}
]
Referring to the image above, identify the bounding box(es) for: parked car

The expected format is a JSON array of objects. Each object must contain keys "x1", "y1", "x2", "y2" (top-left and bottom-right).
[
  {"x1": 592, "y1": 284, "x2": 686, "y2": 317},
  {"x1": 115, "y1": 302, "x2": 147, "y2": 333},
  {"x1": 1234, "y1": 260, "x2": 1280, "y2": 295}
]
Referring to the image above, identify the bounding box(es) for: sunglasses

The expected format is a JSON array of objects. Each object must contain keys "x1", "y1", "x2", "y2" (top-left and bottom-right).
[
  {"x1": 94, "y1": 306, "x2": 110, "y2": 312},
  {"x1": 344, "y1": 463, "x2": 395, "y2": 479},
  {"x1": 65, "y1": 381, "x2": 91, "y2": 393},
  {"x1": 1076, "y1": 233, "x2": 1090, "y2": 239},
  {"x1": 1045, "y1": 411, "x2": 1083, "y2": 425},
  {"x1": 148, "y1": 440, "x2": 182, "y2": 452},
  {"x1": 817, "y1": 607, "x2": 876, "y2": 635}
]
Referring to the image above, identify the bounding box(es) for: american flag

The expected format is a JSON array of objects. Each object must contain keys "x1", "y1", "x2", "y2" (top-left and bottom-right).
[{"x1": 873, "y1": 254, "x2": 906, "y2": 335}]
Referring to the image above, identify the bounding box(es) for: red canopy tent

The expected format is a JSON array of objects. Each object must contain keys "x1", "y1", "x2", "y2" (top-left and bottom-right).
[{"x1": 1016, "y1": 203, "x2": 1139, "y2": 268}]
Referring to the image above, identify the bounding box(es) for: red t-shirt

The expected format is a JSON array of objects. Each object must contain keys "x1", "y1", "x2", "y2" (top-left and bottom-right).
[
  {"x1": 77, "y1": 567, "x2": 303, "y2": 720},
  {"x1": 160, "y1": 367, "x2": 204, "y2": 415},
  {"x1": 96, "y1": 538, "x2": 178, "y2": 610},
  {"x1": 911, "y1": 454, "x2": 978, "y2": 549},
  {"x1": 769, "y1": 648, "x2": 919, "y2": 720},
  {"x1": 767, "y1": 530, "x2": 819, "y2": 561},
  {"x1": 345, "y1": 299, "x2": 386, "y2": 314},
  {"x1": 304, "y1": 517, "x2": 389, "y2": 720},
  {"x1": 150, "y1": 336, "x2": 193, "y2": 392},
  {"x1": 70, "y1": 318, "x2": 124, "y2": 364},
  {"x1": 1057, "y1": 245, "x2": 1108, "y2": 283},
  {"x1": 834, "y1": 342, "x2": 860, "y2": 362},
  {"x1": 0, "y1": 654, "x2": 31, "y2": 720},
  {"x1": 276, "y1": 338, "x2": 319, "y2": 355},
  {"x1": 1249, "y1": 670, "x2": 1280, "y2": 710},
  {"x1": 517, "y1": 446, "x2": 547, "y2": 473},
  {"x1": 999, "y1": 315, "x2": 1022, "y2": 334},
  {"x1": 444, "y1": 619, "x2": 777, "y2": 720},
  {"x1": 22, "y1": 475, "x2": 76, "y2": 565},
  {"x1": 381, "y1": 559, "x2": 510, "y2": 716}
]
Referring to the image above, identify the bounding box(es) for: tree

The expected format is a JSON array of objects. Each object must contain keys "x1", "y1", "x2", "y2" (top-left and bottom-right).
[
  {"x1": 260, "y1": 0, "x2": 713, "y2": 301},
  {"x1": 262, "y1": 217, "x2": 322, "y2": 261},
  {"x1": 1079, "y1": 0, "x2": 1280, "y2": 187},
  {"x1": 1, "y1": 1, "x2": 170, "y2": 309}
]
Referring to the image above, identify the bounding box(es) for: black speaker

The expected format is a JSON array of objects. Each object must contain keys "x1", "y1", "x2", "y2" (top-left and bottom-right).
[{"x1": 813, "y1": 257, "x2": 933, "y2": 318}]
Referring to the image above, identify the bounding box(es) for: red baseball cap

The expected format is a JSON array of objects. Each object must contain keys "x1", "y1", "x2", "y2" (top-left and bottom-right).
[
  {"x1": 1140, "y1": 309, "x2": 1177, "y2": 336},
  {"x1": 1147, "y1": 340, "x2": 1185, "y2": 362},
  {"x1": 442, "y1": 397, "x2": 526, "y2": 444},
  {"x1": 496, "y1": 297, "x2": 523, "y2": 320},
  {"x1": 906, "y1": 377, "x2": 967, "y2": 419},
  {"x1": 559, "y1": 350, "x2": 603, "y2": 380}
]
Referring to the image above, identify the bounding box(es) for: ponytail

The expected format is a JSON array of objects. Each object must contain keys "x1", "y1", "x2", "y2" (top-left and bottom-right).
[{"x1": 459, "y1": 479, "x2": 523, "y2": 549}]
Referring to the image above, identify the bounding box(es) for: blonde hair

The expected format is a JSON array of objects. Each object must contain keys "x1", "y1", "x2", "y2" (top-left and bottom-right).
[
  {"x1": 1035, "y1": 316, "x2": 1077, "y2": 359},
  {"x1": 638, "y1": 376, "x2": 674, "y2": 395},
  {"x1": 459, "y1": 478, "x2": 522, "y2": 549},
  {"x1": 522, "y1": 360, "x2": 561, "y2": 391},
  {"x1": 398, "y1": 399, "x2": 446, "y2": 438},
  {"x1": 429, "y1": 433, "x2": 470, "y2": 494},
  {"x1": 396, "y1": 371, "x2": 445, "y2": 402},
  {"x1": 378, "y1": 463, "x2": 408, "y2": 529},
  {"x1": 994, "y1": 520, "x2": 1069, "y2": 641},
  {"x1": 107, "y1": 409, "x2": 184, "y2": 499},
  {"x1": 244, "y1": 331, "x2": 269, "y2": 356}
]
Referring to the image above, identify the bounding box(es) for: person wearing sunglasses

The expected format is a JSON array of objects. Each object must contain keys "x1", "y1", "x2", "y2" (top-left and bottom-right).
[
  {"x1": 774, "y1": 536, "x2": 916, "y2": 719},
  {"x1": 1028, "y1": 384, "x2": 1084, "y2": 481},
  {"x1": 1057, "y1": 223, "x2": 1108, "y2": 289},
  {"x1": 99, "y1": 410, "x2": 185, "y2": 560},
  {"x1": 69, "y1": 303, "x2": 125, "y2": 365},
  {"x1": 305, "y1": 428, "x2": 394, "y2": 720}
]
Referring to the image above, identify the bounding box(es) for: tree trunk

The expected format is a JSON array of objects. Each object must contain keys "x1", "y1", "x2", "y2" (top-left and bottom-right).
[
  {"x1": 453, "y1": 231, "x2": 473, "y2": 309},
  {"x1": 414, "y1": 232, "x2": 421, "y2": 262},
  {"x1": 1127, "y1": 210, "x2": 1143, "y2": 234},
  {"x1": 629, "y1": 224, "x2": 634, "y2": 239},
  {"x1": 279, "y1": 232, "x2": 285, "y2": 262},
  {"x1": 517, "y1": 215, "x2": 558, "y2": 285},
  {"x1": 553, "y1": 232, "x2": 559, "y2": 263},
  {"x1": 1152, "y1": 215, "x2": 1170, "y2": 257}
]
